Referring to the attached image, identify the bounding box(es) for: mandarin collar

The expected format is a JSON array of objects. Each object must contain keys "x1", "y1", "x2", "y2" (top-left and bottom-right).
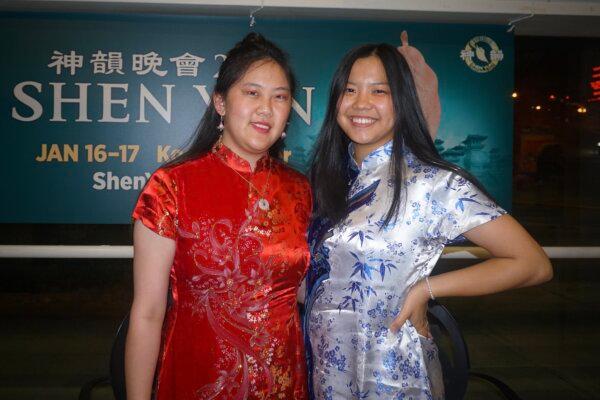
[
  {"x1": 212, "y1": 143, "x2": 271, "y2": 173},
  {"x1": 348, "y1": 140, "x2": 395, "y2": 173}
]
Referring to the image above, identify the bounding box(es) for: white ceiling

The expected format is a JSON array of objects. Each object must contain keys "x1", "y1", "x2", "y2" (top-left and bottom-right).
[{"x1": 2, "y1": 0, "x2": 600, "y2": 37}]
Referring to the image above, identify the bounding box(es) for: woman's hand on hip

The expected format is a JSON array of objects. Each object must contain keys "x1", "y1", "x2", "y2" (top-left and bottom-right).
[{"x1": 389, "y1": 279, "x2": 431, "y2": 338}]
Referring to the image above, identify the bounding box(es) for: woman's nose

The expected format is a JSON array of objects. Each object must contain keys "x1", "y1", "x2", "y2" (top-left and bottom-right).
[
  {"x1": 257, "y1": 99, "x2": 273, "y2": 117},
  {"x1": 353, "y1": 91, "x2": 371, "y2": 109}
]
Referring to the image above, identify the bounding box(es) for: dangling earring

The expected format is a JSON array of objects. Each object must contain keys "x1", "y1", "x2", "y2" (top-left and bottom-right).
[
  {"x1": 281, "y1": 131, "x2": 287, "y2": 139},
  {"x1": 213, "y1": 114, "x2": 224, "y2": 152}
]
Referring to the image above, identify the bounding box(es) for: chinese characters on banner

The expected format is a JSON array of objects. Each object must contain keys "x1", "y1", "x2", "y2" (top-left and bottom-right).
[
  {"x1": 2, "y1": 15, "x2": 513, "y2": 223},
  {"x1": 47, "y1": 50, "x2": 218, "y2": 77}
]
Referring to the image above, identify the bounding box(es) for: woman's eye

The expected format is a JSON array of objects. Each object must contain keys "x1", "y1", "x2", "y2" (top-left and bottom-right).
[
  {"x1": 373, "y1": 89, "x2": 388, "y2": 94},
  {"x1": 244, "y1": 90, "x2": 258, "y2": 96},
  {"x1": 344, "y1": 87, "x2": 355, "y2": 94},
  {"x1": 275, "y1": 94, "x2": 289, "y2": 101}
]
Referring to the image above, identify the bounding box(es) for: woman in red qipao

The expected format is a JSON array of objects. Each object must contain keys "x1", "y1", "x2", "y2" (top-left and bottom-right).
[{"x1": 125, "y1": 33, "x2": 311, "y2": 400}]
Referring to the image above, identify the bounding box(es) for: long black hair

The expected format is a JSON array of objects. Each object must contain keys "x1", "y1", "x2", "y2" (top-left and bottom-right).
[
  {"x1": 166, "y1": 32, "x2": 295, "y2": 166},
  {"x1": 310, "y1": 43, "x2": 493, "y2": 227}
]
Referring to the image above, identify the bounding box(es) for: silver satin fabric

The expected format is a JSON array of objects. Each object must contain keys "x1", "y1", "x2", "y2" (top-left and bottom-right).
[{"x1": 306, "y1": 141, "x2": 506, "y2": 400}]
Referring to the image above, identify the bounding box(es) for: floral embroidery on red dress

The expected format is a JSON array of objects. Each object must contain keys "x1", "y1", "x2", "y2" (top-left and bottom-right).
[
  {"x1": 132, "y1": 145, "x2": 311, "y2": 400},
  {"x1": 181, "y1": 216, "x2": 277, "y2": 399}
]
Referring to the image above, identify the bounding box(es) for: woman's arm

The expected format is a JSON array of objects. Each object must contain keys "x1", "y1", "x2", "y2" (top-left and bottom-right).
[
  {"x1": 390, "y1": 214, "x2": 553, "y2": 334},
  {"x1": 125, "y1": 220, "x2": 176, "y2": 400},
  {"x1": 428, "y1": 214, "x2": 552, "y2": 296}
]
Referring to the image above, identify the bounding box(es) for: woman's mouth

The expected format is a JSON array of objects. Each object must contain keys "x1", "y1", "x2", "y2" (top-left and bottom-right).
[
  {"x1": 349, "y1": 116, "x2": 377, "y2": 127},
  {"x1": 251, "y1": 121, "x2": 271, "y2": 134}
]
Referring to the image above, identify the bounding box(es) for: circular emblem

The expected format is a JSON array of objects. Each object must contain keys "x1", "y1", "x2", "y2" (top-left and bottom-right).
[
  {"x1": 258, "y1": 198, "x2": 270, "y2": 211},
  {"x1": 460, "y1": 36, "x2": 504, "y2": 73}
]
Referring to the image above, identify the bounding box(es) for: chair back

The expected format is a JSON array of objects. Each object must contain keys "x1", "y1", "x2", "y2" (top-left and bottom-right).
[
  {"x1": 109, "y1": 314, "x2": 129, "y2": 400},
  {"x1": 428, "y1": 300, "x2": 470, "y2": 400}
]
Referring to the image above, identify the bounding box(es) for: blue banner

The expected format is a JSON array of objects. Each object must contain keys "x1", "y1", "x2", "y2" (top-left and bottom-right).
[{"x1": 2, "y1": 13, "x2": 513, "y2": 223}]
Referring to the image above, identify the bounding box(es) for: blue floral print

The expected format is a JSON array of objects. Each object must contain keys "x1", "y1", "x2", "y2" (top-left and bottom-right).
[{"x1": 305, "y1": 141, "x2": 506, "y2": 399}]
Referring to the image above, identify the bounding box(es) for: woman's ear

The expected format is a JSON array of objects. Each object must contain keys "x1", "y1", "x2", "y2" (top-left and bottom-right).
[{"x1": 213, "y1": 93, "x2": 226, "y2": 116}]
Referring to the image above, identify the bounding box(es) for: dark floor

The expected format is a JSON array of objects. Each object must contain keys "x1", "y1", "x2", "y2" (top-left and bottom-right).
[
  {"x1": 0, "y1": 259, "x2": 598, "y2": 400},
  {"x1": 445, "y1": 259, "x2": 600, "y2": 400}
]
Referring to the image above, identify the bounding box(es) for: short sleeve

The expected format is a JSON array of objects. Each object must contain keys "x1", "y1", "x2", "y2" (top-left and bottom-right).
[
  {"x1": 132, "y1": 168, "x2": 178, "y2": 239},
  {"x1": 430, "y1": 172, "x2": 506, "y2": 242}
]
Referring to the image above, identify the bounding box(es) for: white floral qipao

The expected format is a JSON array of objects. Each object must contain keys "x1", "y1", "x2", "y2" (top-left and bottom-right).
[{"x1": 304, "y1": 141, "x2": 506, "y2": 400}]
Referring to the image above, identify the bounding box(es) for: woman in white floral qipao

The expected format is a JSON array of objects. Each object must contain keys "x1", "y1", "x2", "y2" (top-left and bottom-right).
[{"x1": 304, "y1": 41, "x2": 553, "y2": 400}]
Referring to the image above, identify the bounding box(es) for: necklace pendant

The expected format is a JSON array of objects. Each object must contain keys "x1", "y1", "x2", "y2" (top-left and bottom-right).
[{"x1": 258, "y1": 198, "x2": 270, "y2": 211}]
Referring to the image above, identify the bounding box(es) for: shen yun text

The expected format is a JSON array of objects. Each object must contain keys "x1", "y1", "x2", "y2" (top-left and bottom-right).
[
  {"x1": 92, "y1": 171, "x2": 152, "y2": 191},
  {"x1": 13, "y1": 50, "x2": 313, "y2": 124},
  {"x1": 17, "y1": 49, "x2": 310, "y2": 191}
]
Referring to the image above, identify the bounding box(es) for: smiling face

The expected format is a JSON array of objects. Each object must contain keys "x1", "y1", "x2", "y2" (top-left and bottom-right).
[
  {"x1": 336, "y1": 55, "x2": 396, "y2": 164},
  {"x1": 214, "y1": 59, "x2": 292, "y2": 167}
]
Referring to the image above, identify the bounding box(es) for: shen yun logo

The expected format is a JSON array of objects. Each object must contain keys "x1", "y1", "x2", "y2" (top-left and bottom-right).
[{"x1": 460, "y1": 36, "x2": 504, "y2": 73}]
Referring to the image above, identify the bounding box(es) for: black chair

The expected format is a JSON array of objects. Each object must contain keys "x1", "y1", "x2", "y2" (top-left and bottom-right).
[
  {"x1": 427, "y1": 300, "x2": 470, "y2": 400},
  {"x1": 469, "y1": 372, "x2": 523, "y2": 400},
  {"x1": 427, "y1": 300, "x2": 524, "y2": 400},
  {"x1": 79, "y1": 315, "x2": 128, "y2": 400}
]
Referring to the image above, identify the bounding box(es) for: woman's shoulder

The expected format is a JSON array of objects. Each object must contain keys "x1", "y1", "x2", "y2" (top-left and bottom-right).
[
  {"x1": 402, "y1": 148, "x2": 470, "y2": 187},
  {"x1": 272, "y1": 158, "x2": 309, "y2": 186},
  {"x1": 272, "y1": 159, "x2": 311, "y2": 210},
  {"x1": 155, "y1": 152, "x2": 213, "y2": 178},
  {"x1": 403, "y1": 158, "x2": 481, "y2": 206},
  {"x1": 428, "y1": 168, "x2": 495, "y2": 212},
  {"x1": 403, "y1": 154, "x2": 449, "y2": 188}
]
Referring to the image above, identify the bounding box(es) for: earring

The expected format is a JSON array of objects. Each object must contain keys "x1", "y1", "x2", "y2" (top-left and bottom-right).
[
  {"x1": 217, "y1": 115, "x2": 224, "y2": 132},
  {"x1": 281, "y1": 121, "x2": 289, "y2": 139}
]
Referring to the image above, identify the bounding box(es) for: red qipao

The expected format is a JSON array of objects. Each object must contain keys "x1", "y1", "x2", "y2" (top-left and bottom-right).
[{"x1": 132, "y1": 144, "x2": 312, "y2": 400}]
